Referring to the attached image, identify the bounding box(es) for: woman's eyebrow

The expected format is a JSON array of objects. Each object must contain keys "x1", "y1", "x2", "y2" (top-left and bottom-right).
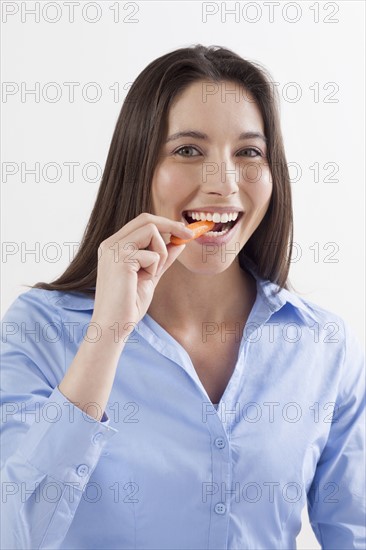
[{"x1": 165, "y1": 130, "x2": 267, "y2": 143}]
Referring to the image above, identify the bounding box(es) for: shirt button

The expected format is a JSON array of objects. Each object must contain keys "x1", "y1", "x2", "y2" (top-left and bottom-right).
[
  {"x1": 214, "y1": 502, "x2": 226, "y2": 515},
  {"x1": 76, "y1": 464, "x2": 89, "y2": 477},
  {"x1": 214, "y1": 437, "x2": 225, "y2": 449},
  {"x1": 92, "y1": 432, "x2": 104, "y2": 444}
]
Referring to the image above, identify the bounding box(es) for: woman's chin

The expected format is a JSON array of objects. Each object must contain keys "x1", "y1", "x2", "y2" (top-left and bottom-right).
[{"x1": 177, "y1": 255, "x2": 236, "y2": 275}]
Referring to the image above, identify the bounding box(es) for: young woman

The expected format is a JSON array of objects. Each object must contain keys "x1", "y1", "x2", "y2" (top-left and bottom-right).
[{"x1": 1, "y1": 45, "x2": 365, "y2": 549}]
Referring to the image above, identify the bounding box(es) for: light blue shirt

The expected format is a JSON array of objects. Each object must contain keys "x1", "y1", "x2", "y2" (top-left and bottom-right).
[{"x1": 1, "y1": 260, "x2": 365, "y2": 549}]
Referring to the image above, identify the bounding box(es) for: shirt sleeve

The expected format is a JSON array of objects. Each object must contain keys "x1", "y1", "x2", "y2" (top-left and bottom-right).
[
  {"x1": 0, "y1": 289, "x2": 118, "y2": 550},
  {"x1": 307, "y1": 319, "x2": 366, "y2": 549}
]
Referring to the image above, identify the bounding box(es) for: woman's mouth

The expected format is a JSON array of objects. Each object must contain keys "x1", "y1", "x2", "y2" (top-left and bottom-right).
[{"x1": 182, "y1": 211, "x2": 243, "y2": 237}]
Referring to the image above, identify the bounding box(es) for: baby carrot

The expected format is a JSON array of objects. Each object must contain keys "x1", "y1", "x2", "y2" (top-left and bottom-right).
[{"x1": 170, "y1": 220, "x2": 215, "y2": 245}]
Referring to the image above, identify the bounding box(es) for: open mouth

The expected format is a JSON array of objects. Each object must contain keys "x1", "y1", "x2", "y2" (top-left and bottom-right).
[{"x1": 182, "y1": 211, "x2": 243, "y2": 234}]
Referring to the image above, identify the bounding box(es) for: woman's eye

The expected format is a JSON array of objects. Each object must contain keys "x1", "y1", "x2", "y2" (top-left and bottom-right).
[
  {"x1": 174, "y1": 146, "x2": 201, "y2": 157},
  {"x1": 237, "y1": 148, "x2": 262, "y2": 157},
  {"x1": 173, "y1": 146, "x2": 262, "y2": 158}
]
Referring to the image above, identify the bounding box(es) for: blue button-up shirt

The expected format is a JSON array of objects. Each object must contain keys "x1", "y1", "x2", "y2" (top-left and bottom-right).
[{"x1": 1, "y1": 262, "x2": 365, "y2": 549}]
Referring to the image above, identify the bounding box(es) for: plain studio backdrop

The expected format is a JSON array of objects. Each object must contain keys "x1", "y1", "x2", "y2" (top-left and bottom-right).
[{"x1": 1, "y1": 1, "x2": 365, "y2": 548}]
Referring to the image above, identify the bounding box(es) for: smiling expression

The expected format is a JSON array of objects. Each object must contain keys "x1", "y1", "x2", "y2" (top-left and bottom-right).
[{"x1": 151, "y1": 79, "x2": 273, "y2": 273}]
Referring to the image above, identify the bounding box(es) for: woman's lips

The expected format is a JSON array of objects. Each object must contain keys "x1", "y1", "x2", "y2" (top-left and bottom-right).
[{"x1": 179, "y1": 212, "x2": 244, "y2": 245}]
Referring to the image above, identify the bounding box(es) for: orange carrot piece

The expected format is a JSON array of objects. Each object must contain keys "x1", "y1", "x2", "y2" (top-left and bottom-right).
[{"x1": 170, "y1": 220, "x2": 215, "y2": 245}]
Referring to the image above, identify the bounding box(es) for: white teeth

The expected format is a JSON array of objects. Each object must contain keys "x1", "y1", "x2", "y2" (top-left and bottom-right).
[
  {"x1": 186, "y1": 211, "x2": 239, "y2": 222},
  {"x1": 205, "y1": 227, "x2": 231, "y2": 237}
]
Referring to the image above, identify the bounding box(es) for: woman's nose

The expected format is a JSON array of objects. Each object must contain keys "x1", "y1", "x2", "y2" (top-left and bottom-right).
[{"x1": 201, "y1": 158, "x2": 240, "y2": 194}]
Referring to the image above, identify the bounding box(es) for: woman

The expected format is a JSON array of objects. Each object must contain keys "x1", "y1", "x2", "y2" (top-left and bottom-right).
[{"x1": 1, "y1": 44, "x2": 365, "y2": 549}]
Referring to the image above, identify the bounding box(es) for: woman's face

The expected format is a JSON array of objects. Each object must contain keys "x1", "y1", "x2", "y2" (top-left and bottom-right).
[{"x1": 151, "y1": 79, "x2": 273, "y2": 273}]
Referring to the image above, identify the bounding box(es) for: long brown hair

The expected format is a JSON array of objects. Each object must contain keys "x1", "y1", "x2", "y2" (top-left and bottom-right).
[{"x1": 29, "y1": 44, "x2": 293, "y2": 296}]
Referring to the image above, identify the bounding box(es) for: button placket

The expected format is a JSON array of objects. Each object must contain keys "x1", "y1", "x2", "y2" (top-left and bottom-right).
[
  {"x1": 76, "y1": 464, "x2": 89, "y2": 477},
  {"x1": 204, "y1": 413, "x2": 231, "y2": 548},
  {"x1": 214, "y1": 437, "x2": 226, "y2": 449},
  {"x1": 92, "y1": 432, "x2": 104, "y2": 444},
  {"x1": 214, "y1": 502, "x2": 227, "y2": 515}
]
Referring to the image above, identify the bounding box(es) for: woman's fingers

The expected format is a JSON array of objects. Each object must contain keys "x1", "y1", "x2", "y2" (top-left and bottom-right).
[
  {"x1": 120, "y1": 223, "x2": 168, "y2": 272},
  {"x1": 92, "y1": 215, "x2": 191, "y2": 336},
  {"x1": 159, "y1": 243, "x2": 186, "y2": 274},
  {"x1": 132, "y1": 249, "x2": 161, "y2": 277},
  {"x1": 107, "y1": 213, "x2": 193, "y2": 244}
]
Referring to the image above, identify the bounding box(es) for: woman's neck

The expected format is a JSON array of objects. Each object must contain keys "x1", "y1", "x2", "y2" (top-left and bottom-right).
[{"x1": 147, "y1": 259, "x2": 257, "y2": 337}]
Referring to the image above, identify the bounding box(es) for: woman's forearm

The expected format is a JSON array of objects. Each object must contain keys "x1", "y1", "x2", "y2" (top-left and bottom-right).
[{"x1": 58, "y1": 323, "x2": 126, "y2": 421}]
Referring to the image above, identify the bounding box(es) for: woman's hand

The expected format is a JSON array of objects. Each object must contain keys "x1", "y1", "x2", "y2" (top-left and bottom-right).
[{"x1": 91, "y1": 213, "x2": 193, "y2": 341}]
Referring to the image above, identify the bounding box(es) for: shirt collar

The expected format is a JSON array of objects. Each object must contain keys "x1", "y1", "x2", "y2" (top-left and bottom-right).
[
  {"x1": 55, "y1": 257, "x2": 317, "y2": 323},
  {"x1": 242, "y1": 256, "x2": 318, "y2": 323}
]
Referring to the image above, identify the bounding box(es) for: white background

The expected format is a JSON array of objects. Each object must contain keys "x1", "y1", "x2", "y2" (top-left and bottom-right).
[{"x1": 1, "y1": 1, "x2": 365, "y2": 547}]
